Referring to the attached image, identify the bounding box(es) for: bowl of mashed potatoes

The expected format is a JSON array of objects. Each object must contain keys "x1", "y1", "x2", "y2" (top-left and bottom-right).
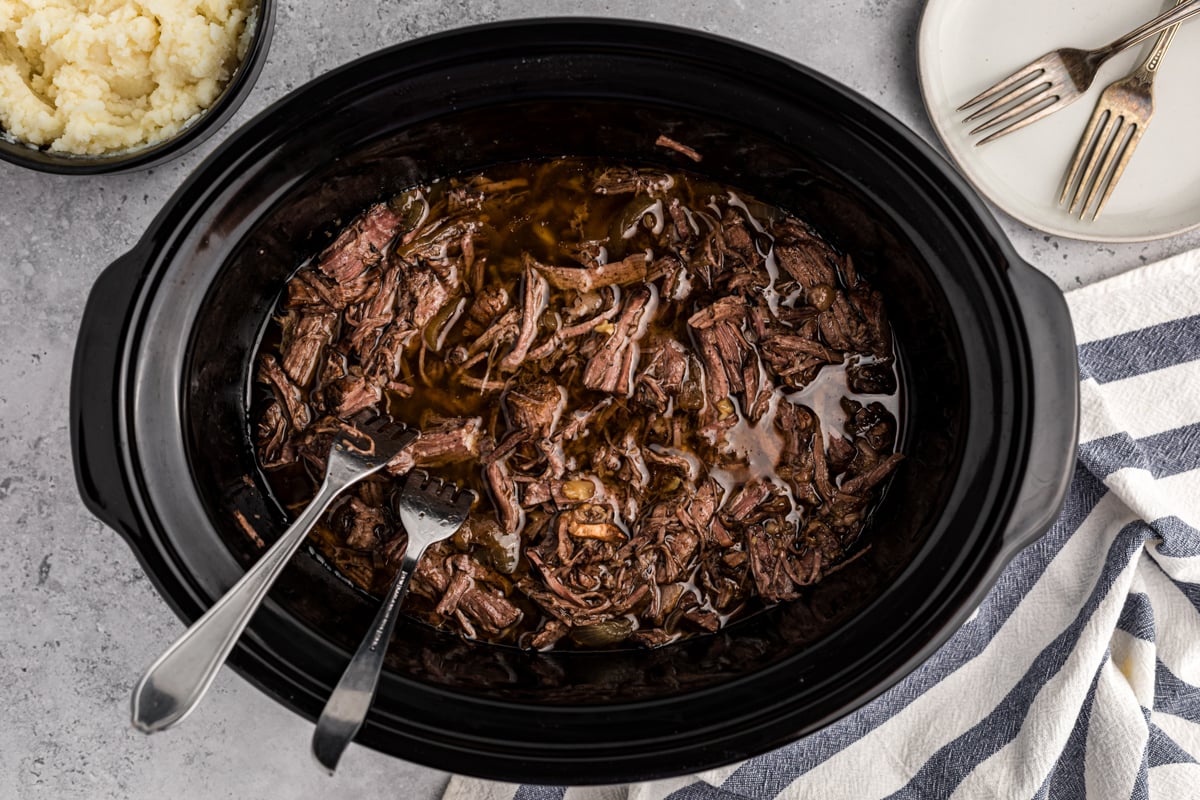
[{"x1": 0, "y1": 0, "x2": 274, "y2": 173}]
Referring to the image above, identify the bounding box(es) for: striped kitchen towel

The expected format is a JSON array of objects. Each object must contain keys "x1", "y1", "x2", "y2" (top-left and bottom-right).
[{"x1": 443, "y1": 250, "x2": 1200, "y2": 800}]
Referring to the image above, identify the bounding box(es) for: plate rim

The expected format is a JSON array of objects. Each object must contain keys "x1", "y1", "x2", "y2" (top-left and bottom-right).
[{"x1": 915, "y1": 0, "x2": 1200, "y2": 244}]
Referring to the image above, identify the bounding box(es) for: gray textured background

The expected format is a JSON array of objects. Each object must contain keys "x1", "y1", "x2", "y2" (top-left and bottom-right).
[{"x1": 3, "y1": 1, "x2": 1197, "y2": 798}]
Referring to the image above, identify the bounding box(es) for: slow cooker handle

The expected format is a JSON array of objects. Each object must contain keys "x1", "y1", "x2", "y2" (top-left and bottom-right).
[
  {"x1": 71, "y1": 246, "x2": 149, "y2": 543},
  {"x1": 1000, "y1": 260, "x2": 1080, "y2": 557}
]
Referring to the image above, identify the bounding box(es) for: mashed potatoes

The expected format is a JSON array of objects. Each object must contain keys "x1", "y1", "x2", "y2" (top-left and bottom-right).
[{"x1": 0, "y1": 0, "x2": 252, "y2": 155}]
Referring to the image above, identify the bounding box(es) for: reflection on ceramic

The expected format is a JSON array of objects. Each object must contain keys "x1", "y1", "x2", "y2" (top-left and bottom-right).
[{"x1": 918, "y1": 0, "x2": 1200, "y2": 242}]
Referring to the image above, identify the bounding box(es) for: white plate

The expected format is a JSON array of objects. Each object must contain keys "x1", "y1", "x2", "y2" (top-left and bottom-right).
[{"x1": 917, "y1": 0, "x2": 1200, "y2": 242}]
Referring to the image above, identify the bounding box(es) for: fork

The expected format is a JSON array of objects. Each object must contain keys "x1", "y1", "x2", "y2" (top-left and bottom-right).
[
  {"x1": 131, "y1": 413, "x2": 418, "y2": 733},
  {"x1": 1059, "y1": 0, "x2": 1185, "y2": 220},
  {"x1": 959, "y1": 0, "x2": 1200, "y2": 144},
  {"x1": 311, "y1": 470, "x2": 477, "y2": 774}
]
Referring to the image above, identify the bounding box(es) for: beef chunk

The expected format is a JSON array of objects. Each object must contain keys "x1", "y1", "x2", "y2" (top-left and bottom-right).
[
  {"x1": 395, "y1": 258, "x2": 455, "y2": 332},
  {"x1": 337, "y1": 496, "x2": 388, "y2": 550},
  {"x1": 772, "y1": 218, "x2": 840, "y2": 290},
  {"x1": 256, "y1": 401, "x2": 291, "y2": 467},
  {"x1": 500, "y1": 262, "x2": 550, "y2": 371},
  {"x1": 320, "y1": 372, "x2": 382, "y2": 418},
  {"x1": 760, "y1": 330, "x2": 843, "y2": 390},
  {"x1": 633, "y1": 340, "x2": 691, "y2": 412},
  {"x1": 258, "y1": 355, "x2": 310, "y2": 431},
  {"x1": 285, "y1": 269, "x2": 377, "y2": 311},
  {"x1": 847, "y1": 358, "x2": 898, "y2": 395},
  {"x1": 458, "y1": 588, "x2": 523, "y2": 633},
  {"x1": 504, "y1": 382, "x2": 566, "y2": 447},
  {"x1": 582, "y1": 285, "x2": 652, "y2": 395},
  {"x1": 688, "y1": 297, "x2": 771, "y2": 422},
  {"x1": 345, "y1": 263, "x2": 401, "y2": 358},
  {"x1": 531, "y1": 252, "x2": 648, "y2": 292},
  {"x1": 318, "y1": 203, "x2": 405, "y2": 284},
  {"x1": 592, "y1": 167, "x2": 675, "y2": 195},
  {"x1": 463, "y1": 285, "x2": 509, "y2": 336},
  {"x1": 387, "y1": 417, "x2": 484, "y2": 474},
  {"x1": 485, "y1": 457, "x2": 522, "y2": 535}
]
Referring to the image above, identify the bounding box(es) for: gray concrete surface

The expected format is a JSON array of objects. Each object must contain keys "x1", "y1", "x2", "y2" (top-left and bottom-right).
[{"x1": 2, "y1": 1, "x2": 1197, "y2": 798}]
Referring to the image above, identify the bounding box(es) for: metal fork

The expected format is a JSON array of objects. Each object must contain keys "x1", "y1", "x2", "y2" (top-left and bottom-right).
[
  {"x1": 1060, "y1": 0, "x2": 1185, "y2": 220},
  {"x1": 131, "y1": 414, "x2": 418, "y2": 733},
  {"x1": 311, "y1": 470, "x2": 477, "y2": 774},
  {"x1": 959, "y1": 0, "x2": 1200, "y2": 144}
]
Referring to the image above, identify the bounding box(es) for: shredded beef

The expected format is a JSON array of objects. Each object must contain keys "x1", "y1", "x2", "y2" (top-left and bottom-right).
[{"x1": 254, "y1": 159, "x2": 902, "y2": 649}]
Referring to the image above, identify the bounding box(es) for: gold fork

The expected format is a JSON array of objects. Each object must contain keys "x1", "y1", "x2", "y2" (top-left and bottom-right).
[
  {"x1": 1059, "y1": 0, "x2": 1185, "y2": 220},
  {"x1": 958, "y1": 0, "x2": 1200, "y2": 144}
]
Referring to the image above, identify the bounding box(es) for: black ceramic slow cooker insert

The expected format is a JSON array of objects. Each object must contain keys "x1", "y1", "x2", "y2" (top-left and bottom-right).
[{"x1": 70, "y1": 20, "x2": 1079, "y2": 783}]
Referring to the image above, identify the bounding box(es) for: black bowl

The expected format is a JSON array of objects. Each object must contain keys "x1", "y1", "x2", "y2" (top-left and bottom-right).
[
  {"x1": 70, "y1": 20, "x2": 1078, "y2": 783},
  {"x1": 0, "y1": 0, "x2": 275, "y2": 175}
]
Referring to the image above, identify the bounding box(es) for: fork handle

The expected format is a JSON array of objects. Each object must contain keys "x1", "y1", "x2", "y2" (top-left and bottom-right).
[
  {"x1": 130, "y1": 468, "x2": 375, "y2": 733},
  {"x1": 1133, "y1": 0, "x2": 1188, "y2": 80},
  {"x1": 311, "y1": 550, "x2": 421, "y2": 773},
  {"x1": 1102, "y1": 0, "x2": 1200, "y2": 57}
]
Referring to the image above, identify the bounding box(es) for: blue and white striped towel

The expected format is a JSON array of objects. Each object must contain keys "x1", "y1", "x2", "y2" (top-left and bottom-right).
[{"x1": 443, "y1": 251, "x2": 1200, "y2": 800}]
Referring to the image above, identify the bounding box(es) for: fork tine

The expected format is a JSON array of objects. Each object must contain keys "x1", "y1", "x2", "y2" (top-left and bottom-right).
[
  {"x1": 376, "y1": 417, "x2": 409, "y2": 437},
  {"x1": 1090, "y1": 125, "x2": 1144, "y2": 220},
  {"x1": 1059, "y1": 108, "x2": 1108, "y2": 206},
  {"x1": 976, "y1": 95, "x2": 1071, "y2": 145},
  {"x1": 963, "y1": 76, "x2": 1050, "y2": 123},
  {"x1": 1070, "y1": 113, "x2": 1121, "y2": 214},
  {"x1": 404, "y1": 468, "x2": 430, "y2": 489},
  {"x1": 958, "y1": 63, "x2": 1047, "y2": 112},
  {"x1": 969, "y1": 89, "x2": 1058, "y2": 140},
  {"x1": 348, "y1": 410, "x2": 383, "y2": 428},
  {"x1": 1081, "y1": 121, "x2": 1139, "y2": 220},
  {"x1": 448, "y1": 487, "x2": 477, "y2": 510},
  {"x1": 342, "y1": 411, "x2": 416, "y2": 462},
  {"x1": 347, "y1": 410, "x2": 402, "y2": 439}
]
